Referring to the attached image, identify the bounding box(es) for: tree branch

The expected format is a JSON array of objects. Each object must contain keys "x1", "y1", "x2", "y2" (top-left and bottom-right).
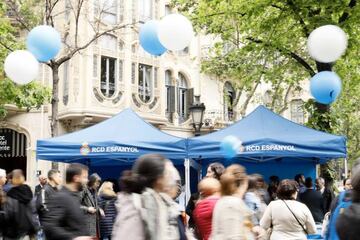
[
  {"x1": 56, "y1": 22, "x2": 135, "y2": 66},
  {"x1": 286, "y1": 0, "x2": 310, "y2": 37},
  {"x1": 6, "y1": 0, "x2": 31, "y2": 31},
  {"x1": 339, "y1": 0, "x2": 357, "y2": 23},
  {"x1": 279, "y1": 84, "x2": 293, "y2": 114},
  {"x1": 246, "y1": 37, "x2": 316, "y2": 76},
  {"x1": 0, "y1": 38, "x2": 13, "y2": 52},
  {"x1": 240, "y1": 80, "x2": 260, "y2": 117}
]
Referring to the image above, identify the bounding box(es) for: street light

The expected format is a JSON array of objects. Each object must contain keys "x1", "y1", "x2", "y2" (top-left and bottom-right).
[{"x1": 189, "y1": 95, "x2": 206, "y2": 136}]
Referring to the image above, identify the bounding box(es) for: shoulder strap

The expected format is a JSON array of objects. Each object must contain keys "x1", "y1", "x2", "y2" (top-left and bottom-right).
[{"x1": 282, "y1": 200, "x2": 308, "y2": 235}]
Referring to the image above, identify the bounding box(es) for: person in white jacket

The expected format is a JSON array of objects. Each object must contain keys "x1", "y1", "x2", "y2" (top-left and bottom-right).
[
  {"x1": 260, "y1": 179, "x2": 316, "y2": 240},
  {"x1": 211, "y1": 164, "x2": 259, "y2": 240}
]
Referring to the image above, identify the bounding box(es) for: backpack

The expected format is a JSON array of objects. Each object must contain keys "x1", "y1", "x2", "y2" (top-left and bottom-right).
[{"x1": 325, "y1": 191, "x2": 352, "y2": 240}]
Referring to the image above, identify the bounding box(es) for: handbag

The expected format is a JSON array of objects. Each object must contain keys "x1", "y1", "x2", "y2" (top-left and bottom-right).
[{"x1": 282, "y1": 200, "x2": 308, "y2": 235}]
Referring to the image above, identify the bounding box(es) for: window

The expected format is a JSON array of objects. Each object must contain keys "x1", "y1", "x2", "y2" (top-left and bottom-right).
[
  {"x1": 119, "y1": 0, "x2": 124, "y2": 22},
  {"x1": 177, "y1": 73, "x2": 189, "y2": 122},
  {"x1": 165, "y1": 4, "x2": 172, "y2": 15},
  {"x1": 93, "y1": 55, "x2": 98, "y2": 78},
  {"x1": 132, "y1": 43, "x2": 138, "y2": 53},
  {"x1": 100, "y1": 34, "x2": 117, "y2": 51},
  {"x1": 291, "y1": 99, "x2": 304, "y2": 124},
  {"x1": 165, "y1": 70, "x2": 173, "y2": 114},
  {"x1": 224, "y1": 82, "x2": 235, "y2": 121},
  {"x1": 131, "y1": 63, "x2": 136, "y2": 84},
  {"x1": 138, "y1": 0, "x2": 153, "y2": 22},
  {"x1": 101, "y1": 56, "x2": 116, "y2": 97},
  {"x1": 154, "y1": 67, "x2": 158, "y2": 88},
  {"x1": 63, "y1": 61, "x2": 69, "y2": 105},
  {"x1": 132, "y1": 0, "x2": 137, "y2": 22},
  {"x1": 179, "y1": 47, "x2": 189, "y2": 55},
  {"x1": 118, "y1": 60, "x2": 123, "y2": 82},
  {"x1": 138, "y1": 64, "x2": 153, "y2": 102},
  {"x1": 119, "y1": 40, "x2": 125, "y2": 51},
  {"x1": 95, "y1": 0, "x2": 117, "y2": 24}
]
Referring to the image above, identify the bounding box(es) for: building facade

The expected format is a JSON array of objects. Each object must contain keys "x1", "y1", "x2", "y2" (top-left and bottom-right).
[{"x1": 0, "y1": 0, "x2": 311, "y2": 186}]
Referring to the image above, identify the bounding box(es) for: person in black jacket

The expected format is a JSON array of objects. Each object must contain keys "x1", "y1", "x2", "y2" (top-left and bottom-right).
[
  {"x1": 299, "y1": 177, "x2": 325, "y2": 223},
  {"x1": 42, "y1": 163, "x2": 92, "y2": 240},
  {"x1": 5, "y1": 169, "x2": 38, "y2": 239},
  {"x1": 37, "y1": 169, "x2": 62, "y2": 223},
  {"x1": 35, "y1": 175, "x2": 48, "y2": 196},
  {"x1": 80, "y1": 173, "x2": 102, "y2": 238},
  {"x1": 316, "y1": 177, "x2": 334, "y2": 213}
]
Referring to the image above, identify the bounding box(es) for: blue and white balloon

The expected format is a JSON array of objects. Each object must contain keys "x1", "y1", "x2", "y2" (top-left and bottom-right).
[
  {"x1": 139, "y1": 20, "x2": 167, "y2": 56},
  {"x1": 310, "y1": 71, "x2": 342, "y2": 104},
  {"x1": 27, "y1": 25, "x2": 61, "y2": 62},
  {"x1": 220, "y1": 135, "x2": 242, "y2": 159}
]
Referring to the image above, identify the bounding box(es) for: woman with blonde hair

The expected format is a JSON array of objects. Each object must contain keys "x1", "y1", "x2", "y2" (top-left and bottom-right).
[
  {"x1": 210, "y1": 164, "x2": 257, "y2": 240},
  {"x1": 98, "y1": 181, "x2": 117, "y2": 240}
]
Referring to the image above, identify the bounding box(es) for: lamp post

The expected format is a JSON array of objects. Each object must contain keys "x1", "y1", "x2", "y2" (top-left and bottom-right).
[{"x1": 189, "y1": 95, "x2": 206, "y2": 136}]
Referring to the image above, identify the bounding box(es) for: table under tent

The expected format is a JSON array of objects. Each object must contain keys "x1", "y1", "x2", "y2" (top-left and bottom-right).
[
  {"x1": 36, "y1": 108, "x2": 190, "y2": 191},
  {"x1": 186, "y1": 105, "x2": 347, "y2": 185}
]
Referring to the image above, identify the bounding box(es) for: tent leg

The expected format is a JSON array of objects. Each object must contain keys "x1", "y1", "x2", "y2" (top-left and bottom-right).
[
  {"x1": 344, "y1": 158, "x2": 348, "y2": 178},
  {"x1": 184, "y1": 158, "x2": 191, "y2": 206}
]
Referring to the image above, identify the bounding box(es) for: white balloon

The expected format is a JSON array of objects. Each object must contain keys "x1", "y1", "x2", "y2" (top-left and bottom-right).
[
  {"x1": 158, "y1": 13, "x2": 194, "y2": 51},
  {"x1": 307, "y1": 25, "x2": 348, "y2": 63},
  {"x1": 4, "y1": 50, "x2": 39, "y2": 85}
]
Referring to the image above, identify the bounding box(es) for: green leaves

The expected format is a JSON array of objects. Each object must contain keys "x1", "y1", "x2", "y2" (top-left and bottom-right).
[
  {"x1": 175, "y1": 0, "x2": 360, "y2": 165},
  {"x1": 0, "y1": 0, "x2": 50, "y2": 119}
]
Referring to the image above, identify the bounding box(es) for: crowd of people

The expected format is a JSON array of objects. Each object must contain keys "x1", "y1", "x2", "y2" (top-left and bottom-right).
[{"x1": 0, "y1": 154, "x2": 359, "y2": 240}]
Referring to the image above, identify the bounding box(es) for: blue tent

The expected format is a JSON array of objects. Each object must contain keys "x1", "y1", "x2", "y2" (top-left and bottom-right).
[
  {"x1": 187, "y1": 105, "x2": 346, "y2": 180},
  {"x1": 36, "y1": 108, "x2": 187, "y2": 166}
]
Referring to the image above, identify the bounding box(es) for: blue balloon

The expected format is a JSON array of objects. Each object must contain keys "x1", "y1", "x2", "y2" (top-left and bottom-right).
[
  {"x1": 310, "y1": 71, "x2": 342, "y2": 104},
  {"x1": 220, "y1": 136, "x2": 241, "y2": 159},
  {"x1": 27, "y1": 25, "x2": 61, "y2": 62},
  {"x1": 139, "y1": 20, "x2": 167, "y2": 56}
]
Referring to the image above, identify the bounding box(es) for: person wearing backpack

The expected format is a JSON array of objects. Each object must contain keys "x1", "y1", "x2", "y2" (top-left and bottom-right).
[{"x1": 336, "y1": 159, "x2": 360, "y2": 240}]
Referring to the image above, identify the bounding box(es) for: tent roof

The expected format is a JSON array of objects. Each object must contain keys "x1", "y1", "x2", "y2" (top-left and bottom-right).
[
  {"x1": 36, "y1": 108, "x2": 187, "y2": 165},
  {"x1": 188, "y1": 105, "x2": 346, "y2": 163}
]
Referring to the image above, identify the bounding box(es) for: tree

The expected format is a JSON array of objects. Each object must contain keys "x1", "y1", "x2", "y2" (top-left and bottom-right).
[
  {"x1": 0, "y1": 1, "x2": 50, "y2": 119},
  {"x1": 174, "y1": 0, "x2": 360, "y2": 180},
  {"x1": 2, "y1": 0, "x2": 135, "y2": 136}
]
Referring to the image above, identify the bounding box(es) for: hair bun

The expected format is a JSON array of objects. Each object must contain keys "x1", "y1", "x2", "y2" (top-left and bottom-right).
[{"x1": 120, "y1": 171, "x2": 145, "y2": 194}]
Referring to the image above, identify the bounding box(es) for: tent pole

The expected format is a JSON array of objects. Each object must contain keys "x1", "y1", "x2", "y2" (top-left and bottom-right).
[
  {"x1": 184, "y1": 158, "x2": 191, "y2": 206},
  {"x1": 344, "y1": 158, "x2": 348, "y2": 178}
]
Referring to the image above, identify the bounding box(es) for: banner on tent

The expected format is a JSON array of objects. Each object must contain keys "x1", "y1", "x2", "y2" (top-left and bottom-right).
[
  {"x1": 234, "y1": 140, "x2": 296, "y2": 153},
  {"x1": 244, "y1": 144, "x2": 296, "y2": 152},
  {"x1": 80, "y1": 142, "x2": 139, "y2": 156}
]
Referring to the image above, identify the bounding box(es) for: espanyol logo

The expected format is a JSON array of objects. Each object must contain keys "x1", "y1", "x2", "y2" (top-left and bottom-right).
[{"x1": 80, "y1": 142, "x2": 91, "y2": 156}]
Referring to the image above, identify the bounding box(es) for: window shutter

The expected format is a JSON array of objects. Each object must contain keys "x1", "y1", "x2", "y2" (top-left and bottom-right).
[
  {"x1": 186, "y1": 88, "x2": 194, "y2": 117},
  {"x1": 169, "y1": 86, "x2": 176, "y2": 113}
]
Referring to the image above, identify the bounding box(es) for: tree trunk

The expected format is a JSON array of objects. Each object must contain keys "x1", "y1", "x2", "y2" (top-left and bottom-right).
[{"x1": 50, "y1": 64, "x2": 60, "y2": 137}]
